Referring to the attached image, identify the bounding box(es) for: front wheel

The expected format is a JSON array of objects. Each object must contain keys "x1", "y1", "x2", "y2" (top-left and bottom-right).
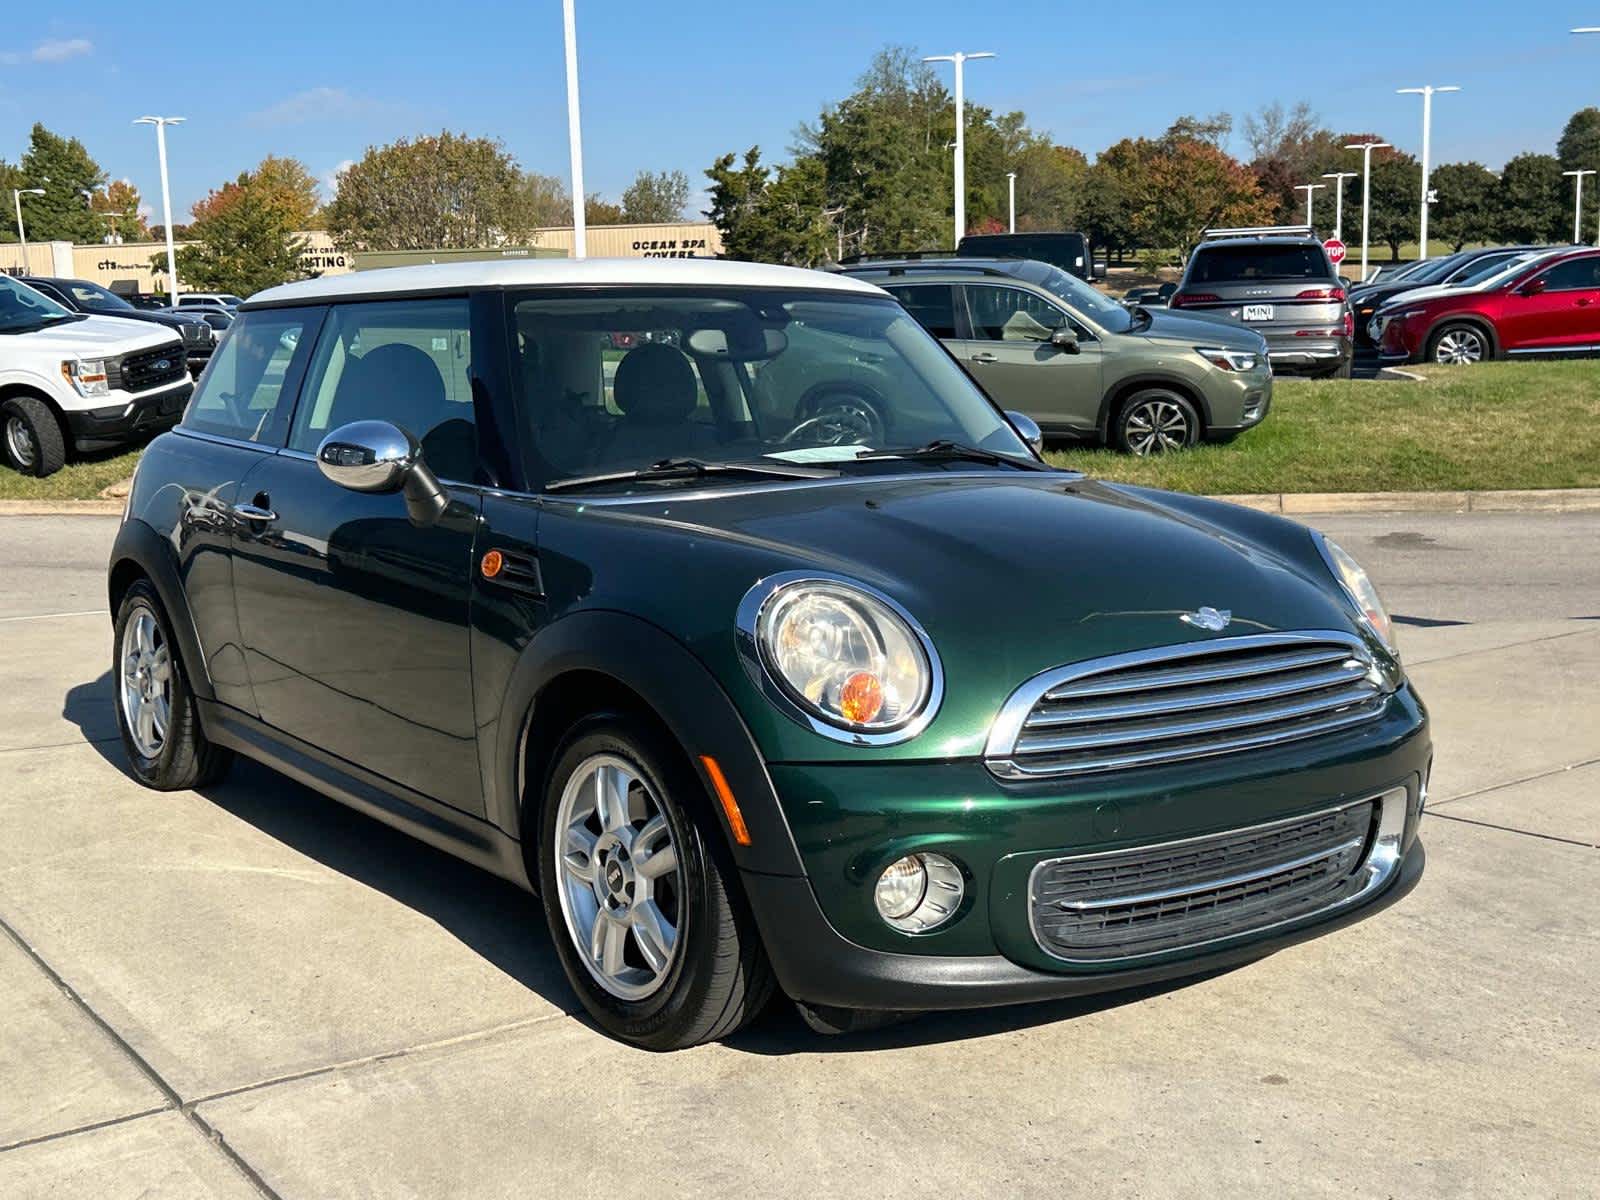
[
  {"x1": 1, "y1": 395, "x2": 67, "y2": 478},
  {"x1": 1428, "y1": 324, "x2": 1490, "y2": 365},
  {"x1": 1113, "y1": 389, "x2": 1199, "y2": 455},
  {"x1": 537, "y1": 716, "x2": 774, "y2": 1050}
]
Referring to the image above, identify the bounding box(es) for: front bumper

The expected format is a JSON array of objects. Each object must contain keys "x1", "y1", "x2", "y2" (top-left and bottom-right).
[
  {"x1": 746, "y1": 686, "x2": 1429, "y2": 1011},
  {"x1": 63, "y1": 379, "x2": 192, "y2": 451}
]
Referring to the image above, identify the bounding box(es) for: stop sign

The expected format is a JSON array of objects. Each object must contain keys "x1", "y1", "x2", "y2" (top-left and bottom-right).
[{"x1": 1324, "y1": 238, "x2": 1347, "y2": 266}]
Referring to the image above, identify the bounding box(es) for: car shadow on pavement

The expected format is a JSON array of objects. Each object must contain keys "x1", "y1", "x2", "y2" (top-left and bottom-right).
[
  {"x1": 63, "y1": 671, "x2": 1236, "y2": 1054},
  {"x1": 63, "y1": 671, "x2": 581, "y2": 1016}
]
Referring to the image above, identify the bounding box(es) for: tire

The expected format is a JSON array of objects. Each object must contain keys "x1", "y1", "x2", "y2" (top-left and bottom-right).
[
  {"x1": 113, "y1": 579, "x2": 233, "y2": 790},
  {"x1": 1112, "y1": 389, "x2": 1200, "y2": 455},
  {"x1": 1, "y1": 394, "x2": 67, "y2": 478},
  {"x1": 1427, "y1": 323, "x2": 1491, "y2": 366},
  {"x1": 1322, "y1": 358, "x2": 1355, "y2": 380},
  {"x1": 537, "y1": 714, "x2": 775, "y2": 1050}
]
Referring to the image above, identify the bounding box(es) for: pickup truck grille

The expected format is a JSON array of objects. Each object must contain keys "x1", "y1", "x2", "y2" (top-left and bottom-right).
[
  {"x1": 985, "y1": 633, "x2": 1389, "y2": 780},
  {"x1": 108, "y1": 342, "x2": 187, "y2": 393},
  {"x1": 1030, "y1": 799, "x2": 1376, "y2": 961}
]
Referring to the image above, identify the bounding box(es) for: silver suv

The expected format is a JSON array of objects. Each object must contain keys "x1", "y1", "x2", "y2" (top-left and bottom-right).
[{"x1": 1169, "y1": 227, "x2": 1354, "y2": 378}]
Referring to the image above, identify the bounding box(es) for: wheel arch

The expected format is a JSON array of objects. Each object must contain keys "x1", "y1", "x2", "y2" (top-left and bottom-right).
[
  {"x1": 107, "y1": 518, "x2": 216, "y2": 703},
  {"x1": 1098, "y1": 373, "x2": 1211, "y2": 442},
  {"x1": 1423, "y1": 314, "x2": 1500, "y2": 360},
  {"x1": 0, "y1": 381, "x2": 70, "y2": 439},
  {"x1": 492, "y1": 610, "x2": 806, "y2": 884}
]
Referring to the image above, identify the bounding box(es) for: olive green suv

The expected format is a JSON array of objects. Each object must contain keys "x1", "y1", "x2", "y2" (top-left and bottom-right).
[{"x1": 839, "y1": 258, "x2": 1271, "y2": 454}]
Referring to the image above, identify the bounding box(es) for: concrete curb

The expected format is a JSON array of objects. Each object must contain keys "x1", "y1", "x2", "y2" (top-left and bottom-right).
[
  {"x1": 1215, "y1": 488, "x2": 1600, "y2": 515},
  {"x1": 0, "y1": 500, "x2": 124, "y2": 517}
]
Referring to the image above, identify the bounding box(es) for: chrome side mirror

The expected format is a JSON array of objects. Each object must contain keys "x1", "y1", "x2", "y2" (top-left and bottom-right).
[
  {"x1": 1006, "y1": 410, "x2": 1044, "y2": 456},
  {"x1": 1049, "y1": 326, "x2": 1081, "y2": 354},
  {"x1": 316, "y1": 420, "x2": 448, "y2": 525}
]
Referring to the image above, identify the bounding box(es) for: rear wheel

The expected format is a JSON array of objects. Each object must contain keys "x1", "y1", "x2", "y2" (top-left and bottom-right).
[
  {"x1": 1113, "y1": 389, "x2": 1199, "y2": 455},
  {"x1": 537, "y1": 715, "x2": 774, "y2": 1050},
  {"x1": 114, "y1": 580, "x2": 233, "y2": 790},
  {"x1": 1428, "y1": 324, "x2": 1490, "y2": 365},
  {"x1": 1, "y1": 395, "x2": 66, "y2": 478}
]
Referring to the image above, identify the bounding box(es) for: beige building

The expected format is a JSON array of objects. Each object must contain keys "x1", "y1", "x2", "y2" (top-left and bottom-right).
[{"x1": 0, "y1": 221, "x2": 722, "y2": 295}]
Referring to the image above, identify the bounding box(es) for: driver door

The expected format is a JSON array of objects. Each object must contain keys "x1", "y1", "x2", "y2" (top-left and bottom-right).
[{"x1": 951, "y1": 283, "x2": 1102, "y2": 434}]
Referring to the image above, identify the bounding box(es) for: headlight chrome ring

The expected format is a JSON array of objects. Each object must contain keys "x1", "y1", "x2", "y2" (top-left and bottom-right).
[{"x1": 736, "y1": 571, "x2": 944, "y2": 746}]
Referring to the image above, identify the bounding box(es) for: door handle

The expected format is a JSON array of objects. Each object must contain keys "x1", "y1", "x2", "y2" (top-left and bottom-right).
[
  {"x1": 233, "y1": 502, "x2": 277, "y2": 523},
  {"x1": 971, "y1": 352, "x2": 999, "y2": 364},
  {"x1": 1576, "y1": 297, "x2": 1593, "y2": 307}
]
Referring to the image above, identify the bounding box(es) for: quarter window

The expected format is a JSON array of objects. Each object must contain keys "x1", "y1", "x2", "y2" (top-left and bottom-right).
[
  {"x1": 182, "y1": 307, "x2": 315, "y2": 443},
  {"x1": 288, "y1": 298, "x2": 477, "y2": 482},
  {"x1": 962, "y1": 285, "x2": 1073, "y2": 342}
]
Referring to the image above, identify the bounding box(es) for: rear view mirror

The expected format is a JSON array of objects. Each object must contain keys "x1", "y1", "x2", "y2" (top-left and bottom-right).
[
  {"x1": 1005, "y1": 410, "x2": 1044, "y2": 456},
  {"x1": 317, "y1": 420, "x2": 449, "y2": 525},
  {"x1": 686, "y1": 327, "x2": 788, "y2": 360},
  {"x1": 1092, "y1": 260, "x2": 1109, "y2": 281},
  {"x1": 1049, "y1": 327, "x2": 1081, "y2": 354}
]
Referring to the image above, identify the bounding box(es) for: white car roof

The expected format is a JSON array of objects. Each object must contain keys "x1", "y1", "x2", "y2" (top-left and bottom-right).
[{"x1": 246, "y1": 257, "x2": 886, "y2": 307}]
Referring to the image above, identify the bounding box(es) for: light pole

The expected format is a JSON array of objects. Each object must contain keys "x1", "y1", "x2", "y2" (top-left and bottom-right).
[
  {"x1": 1563, "y1": 169, "x2": 1595, "y2": 244},
  {"x1": 1346, "y1": 141, "x2": 1390, "y2": 282},
  {"x1": 1295, "y1": 183, "x2": 1325, "y2": 227},
  {"x1": 1579, "y1": 29, "x2": 1600, "y2": 245},
  {"x1": 1322, "y1": 172, "x2": 1357, "y2": 241},
  {"x1": 12, "y1": 187, "x2": 45, "y2": 269},
  {"x1": 561, "y1": 0, "x2": 587, "y2": 258},
  {"x1": 1006, "y1": 171, "x2": 1016, "y2": 233},
  {"x1": 1397, "y1": 85, "x2": 1459, "y2": 262},
  {"x1": 135, "y1": 116, "x2": 184, "y2": 300},
  {"x1": 923, "y1": 51, "x2": 995, "y2": 249}
]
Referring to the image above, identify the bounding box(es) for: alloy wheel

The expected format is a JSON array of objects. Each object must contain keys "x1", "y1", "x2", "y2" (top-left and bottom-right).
[
  {"x1": 119, "y1": 605, "x2": 172, "y2": 759},
  {"x1": 554, "y1": 753, "x2": 685, "y2": 1000},
  {"x1": 4, "y1": 415, "x2": 37, "y2": 469},
  {"x1": 1123, "y1": 398, "x2": 1192, "y2": 455},
  {"x1": 1433, "y1": 329, "x2": 1485, "y2": 365}
]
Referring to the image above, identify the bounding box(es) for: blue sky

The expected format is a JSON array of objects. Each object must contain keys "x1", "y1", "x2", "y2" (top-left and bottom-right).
[{"x1": 2, "y1": 1, "x2": 1597, "y2": 224}]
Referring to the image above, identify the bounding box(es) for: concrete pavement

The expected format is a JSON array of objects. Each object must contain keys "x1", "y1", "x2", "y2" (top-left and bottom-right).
[{"x1": 0, "y1": 512, "x2": 1595, "y2": 1198}]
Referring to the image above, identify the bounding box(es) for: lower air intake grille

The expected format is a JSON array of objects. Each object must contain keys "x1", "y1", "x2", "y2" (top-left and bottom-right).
[{"x1": 1030, "y1": 800, "x2": 1375, "y2": 961}]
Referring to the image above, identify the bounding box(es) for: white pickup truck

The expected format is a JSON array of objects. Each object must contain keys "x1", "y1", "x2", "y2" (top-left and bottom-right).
[{"x1": 1, "y1": 274, "x2": 194, "y2": 477}]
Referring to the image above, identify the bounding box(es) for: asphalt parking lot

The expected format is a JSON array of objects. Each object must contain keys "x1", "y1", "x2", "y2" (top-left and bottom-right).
[{"x1": 1, "y1": 509, "x2": 1596, "y2": 1199}]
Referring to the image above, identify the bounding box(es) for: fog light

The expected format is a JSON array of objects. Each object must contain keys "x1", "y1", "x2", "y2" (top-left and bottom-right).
[{"x1": 873, "y1": 853, "x2": 965, "y2": 933}]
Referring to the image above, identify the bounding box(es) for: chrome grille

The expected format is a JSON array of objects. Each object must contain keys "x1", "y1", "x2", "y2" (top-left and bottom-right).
[
  {"x1": 985, "y1": 632, "x2": 1389, "y2": 780},
  {"x1": 107, "y1": 342, "x2": 187, "y2": 393},
  {"x1": 1030, "y1": 799, "x2": 1376, "y2": 961}
]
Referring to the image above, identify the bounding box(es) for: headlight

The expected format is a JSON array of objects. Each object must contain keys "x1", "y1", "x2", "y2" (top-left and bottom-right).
[
  {"x1": 1196, "y1": 345, "x2": 1259, "y2": 372},
  {"x1": 1314, "y1": 533, "x2": 1397, "y2": 657},
  {"x1": 739, "y1": 574, "x2": 941, "y2": 743},
  {"x1": 62, "y1": 359, "x2": 109, "y2": 397}
]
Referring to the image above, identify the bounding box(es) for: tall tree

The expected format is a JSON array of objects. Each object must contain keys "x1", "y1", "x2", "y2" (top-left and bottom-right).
[
  {"x1": 250, "y1": 155, "x2": 320, "y2": 229},
  {"x1": 584, "y1": 195, "x2": 625, "y2": 225},
  {"x1": 1429, "y1": 162, "x2": 1498, "y2": 251},
  {"x1": 0, "y1": 159, "x2": 26, "y2": 242},
  {"x1": 327, "y1": 132, "x2": 531, "y2": 251},
  {"x1": 1366, "y1": 155, "x2": 1421, "y2": 260},
  {"x1": 704, "y1": 147, "x2": 772, "y2": 260},
  {"x1": 1557, "y1": 107, "x2": 1600, "y2": 172},
  {"x1": 1241, "y1": 101, "x2": 1350, "y2": 224},
  {"x1": 621, "y1": 169, "x2": 691, "y2": 223},
  {"x1": 1494, "y1": 153, "x2": 1566, "y2": 243},
  {"x1": 90, "y1": 179, "x2": 149, "y2": 242},
  {"x1": 516, "y1": 172, "x2": 571, "y2": 228},
  {"x1": 171, "y1": 161, "x2": 304, "y2": 296},
  {"x1": 17, "y1": 123, "x2": 106, "y2": 243}
]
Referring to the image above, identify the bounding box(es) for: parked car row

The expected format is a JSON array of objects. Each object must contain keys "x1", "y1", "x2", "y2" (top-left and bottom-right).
[{"x1": 107, "y1": 256, "x2": 1429, "y2": 1049}]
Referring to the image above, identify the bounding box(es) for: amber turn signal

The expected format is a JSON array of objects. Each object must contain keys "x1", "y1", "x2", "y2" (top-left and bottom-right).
[
  {"x1": 480, "y1": 549, "x2": 504, "y2": 579},
  {"x1": 699, "y1": 755, "x2": 751, "y2": 846},
  {"x1": 838, "y1": 671, "x2": 885, "y2": 725}
]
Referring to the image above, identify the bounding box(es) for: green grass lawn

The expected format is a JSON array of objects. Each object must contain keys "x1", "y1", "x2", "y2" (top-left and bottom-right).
[
  {"x1": 0, "y1": 448, "x2": 141, "y2": 501},
  {"x1": 1045, "y1": 361, "x2": 1600, "y2": 495}
]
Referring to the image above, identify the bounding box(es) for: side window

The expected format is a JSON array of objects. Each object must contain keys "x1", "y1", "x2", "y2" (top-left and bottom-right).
[
  {"x1": 962, "y1": 285, "x2": 1072, "y2": 342},
  {"x1": 886, "y1": 284, "x2": 958, "y2": 339},
  {"x1": 182, "y1": 307, "x2": 315, "y2": 443},
  {"x1": 1535, "y1": 257, "x2": 1600, "y2": 292},
  {"x1": 289, "y1": 297, "x2": 477, "y2": 482}
]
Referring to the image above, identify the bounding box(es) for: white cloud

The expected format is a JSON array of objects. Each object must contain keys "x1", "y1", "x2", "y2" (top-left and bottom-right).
[
  {"x1": 31, "y1": 38, "x2": 93, "y2": 63},
  {"x1": 250, "y1": 87, "x2": 393, "y2": 127},
  {"x1": 319, "y1": 159, "x2": 356, "y2": 201}
]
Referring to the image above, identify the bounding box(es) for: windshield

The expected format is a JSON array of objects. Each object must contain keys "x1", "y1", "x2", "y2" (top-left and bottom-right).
[
  {"x1": 221, "y1": 295, "x2": 245, "y2": 307},
  {"x1": 1190, "y1": 243, "x2": 1330, "y2": 282},
  {"x1": 1028, "y1": 264, "x2": 1132, "y2": 331},
  {"x1": 67, "y1": 280, "x2": 135, "y2": 310},
  {"x1": 0, "y1": 276, "x2": 77, "y2": 333},
  {"x1": 510, "y1": 288, "x2": 1028, "y2": 487}
]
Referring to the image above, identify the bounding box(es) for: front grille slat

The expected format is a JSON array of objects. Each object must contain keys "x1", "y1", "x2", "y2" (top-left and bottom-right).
[
  {"x1": 988, "y1": 633, "x2": 1389, "y2": 780},
  {"x1": 1030, "y1": 800, "x2": 1376, "y2": 961},
  {"x1": 109, "y1": 342, "x2": 187, "y2": 394}
]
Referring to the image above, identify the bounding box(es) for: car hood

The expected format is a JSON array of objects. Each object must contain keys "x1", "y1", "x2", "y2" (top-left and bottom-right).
[
  {"x1": 1135, "y1": 308, "x2": 1266, "y2": 348},
  {"x1": 544, "y1": 471, "x2": 1371, "y2": 760},
  {"x1": 3, "y1": 313, "x2": 182, "y2": 355}
]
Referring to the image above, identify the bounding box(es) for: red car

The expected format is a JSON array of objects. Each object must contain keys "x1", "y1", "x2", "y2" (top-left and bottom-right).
[{"x1": 1377, "y1": 247, "x2": 1600, "y2": 364}]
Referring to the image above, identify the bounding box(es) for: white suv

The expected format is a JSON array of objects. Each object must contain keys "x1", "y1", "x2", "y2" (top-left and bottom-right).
[{"x1": 1, "y1": 274, "x2": 194, "y2": 477}]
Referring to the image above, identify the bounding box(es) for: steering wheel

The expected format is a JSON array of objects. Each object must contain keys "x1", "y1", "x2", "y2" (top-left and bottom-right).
[{"x1": 777, "y1": 390, "x2": 887, "y2": 447}]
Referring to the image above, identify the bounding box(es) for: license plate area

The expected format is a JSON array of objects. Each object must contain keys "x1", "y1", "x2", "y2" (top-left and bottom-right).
[{"x1": 1243, "y1": 304, "x2": 1275, "y2": 321}]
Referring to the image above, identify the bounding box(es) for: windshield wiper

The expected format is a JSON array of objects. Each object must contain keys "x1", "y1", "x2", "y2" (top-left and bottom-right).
[
  {"x1": 854, "y1": 440, "x2": 1051, "y2": 470},
  {"x1": 545, "y1": 457, "x2": 840, "y2": 493}
]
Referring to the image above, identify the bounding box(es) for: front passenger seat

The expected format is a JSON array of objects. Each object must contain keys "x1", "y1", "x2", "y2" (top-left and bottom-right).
[{"x1": 604, "y1": 343, "x2": 717, "y2": 465}]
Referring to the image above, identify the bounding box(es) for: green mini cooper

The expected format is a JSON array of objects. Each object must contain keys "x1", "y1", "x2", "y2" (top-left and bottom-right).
[{"x1": 108, "y1": 259, "x2": 1428, "y2": 1049}]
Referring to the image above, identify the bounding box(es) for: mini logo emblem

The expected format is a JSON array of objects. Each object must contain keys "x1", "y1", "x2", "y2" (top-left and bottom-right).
[{"x1": 1181, "y1": 606, "x2": 1232, "y2": 631}]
